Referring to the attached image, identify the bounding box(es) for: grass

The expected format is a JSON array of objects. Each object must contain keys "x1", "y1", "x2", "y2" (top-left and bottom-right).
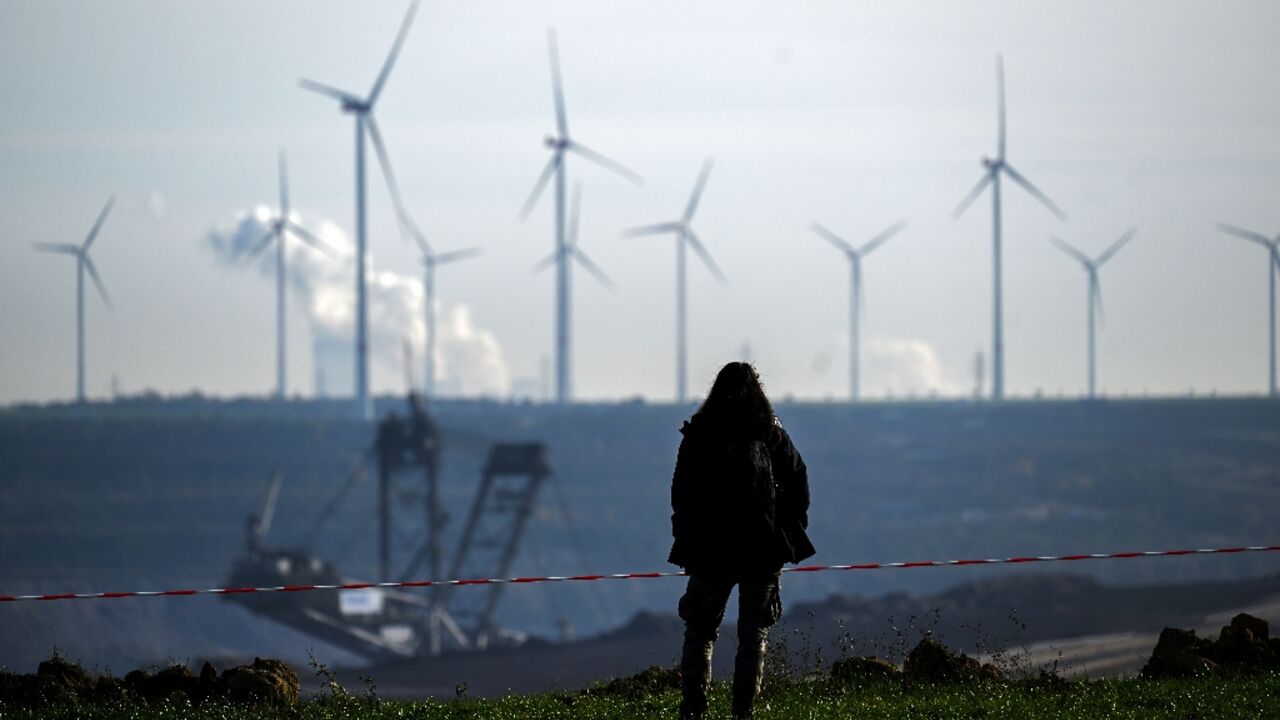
[{"x1": 5, "y1": 673, "x2": 1279, "y2": 719}]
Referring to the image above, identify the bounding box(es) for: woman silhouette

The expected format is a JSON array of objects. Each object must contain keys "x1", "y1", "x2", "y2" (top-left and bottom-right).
[{"x1": 668, "y1": 362, "x2": 814, "y2": 720}]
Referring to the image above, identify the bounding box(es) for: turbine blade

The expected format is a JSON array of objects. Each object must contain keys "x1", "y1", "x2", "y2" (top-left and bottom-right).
[
  {"x1": 297, "y1": 78, "x2": 361, "y2": 104},
  {"x1": 432, "y1": 247, "x2": 482, "y2": 265},
  {"x1": 82, "y1": 196, "x2": 115, "y2": 251},
  {"x1": 623, "y1": 221, "x2": 682, "y2": 237},
  {"x1": 548, "y1": 28, "x2": 568, "y2": 138},
  {"x1": 245, "y1": 229, "x2": 277, "y2": 261},
  {"x1": 682, "y1": 159, "x2": 714, "y2": 223},
  {"x1": 684, "y1": 228, "x2": 727, "y2": 285},
  {"x1": 1095, "y1": 226, "x2": 1137, "y2": 266},
  {"x1": 81, "y1": 255, "x2": 111, "y2": 309},
  {"x1": 996, "y1": 54, "x2": 1006, "y2": 160},
  {"x1": 567, "y1": 181, "x2": 582, "y2": 248},
  {"x1": 368, "y1": 0, "x2": 420, "y2": 105},
  {"x1": 366, "y1": 114, "x2": 410, "y2": 234},
  {"x1": 520, "y1": 154, "x2": 560, "y2": 219},
  {"x1": 810, "y1": 222, "x2": 855, "y2": 254},
  {"x1": 1216, "y1": 222, "x2": 1272, "y2": 247},
  {"x1": 859, "y1": 219, "x2": 908, "y2": 257},
  {"x1": 286, "y1": 222, "x2": 339, "y2": 259},
  {"x1": 952, "y1": 172, "x2": 993, "y2": 219},
  {"x1": 1002, "y1": 163, "x2": 1067, "y2": 220},
  {"x1": 1048, "y1": 235, "x2": 1090, "y2": 265},
  {"x1": 33, "y1": 242, "x2": 81, "y2": 256},
  {"x1": 568, "y1": 141, "x2": 643, "y2": 186},
  {"x1": 572, "y1": 247, "x2": 616, "y2": 290},
  {"x1": 531, "y1": 250, "x2": 558, "y2": 275},
  {"x1": 402, "y1": 211, "x2": 431, "y2": 256},
  {"x1": 278, "y1": 149, "x2": 290, "y2": 218}
]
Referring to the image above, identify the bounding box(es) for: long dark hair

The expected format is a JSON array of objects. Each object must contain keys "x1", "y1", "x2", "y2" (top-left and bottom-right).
[{"x1": 694, "y1": 362, "x2": 776, "y2": 432}]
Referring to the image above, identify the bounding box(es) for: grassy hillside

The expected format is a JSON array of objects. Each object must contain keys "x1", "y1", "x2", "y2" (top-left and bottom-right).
[{"x1": 4, "y1": 675, "x2": 1280, "y2": 720}]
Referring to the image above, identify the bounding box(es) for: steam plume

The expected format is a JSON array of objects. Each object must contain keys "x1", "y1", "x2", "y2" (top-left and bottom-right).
[{"x1": 204, "y1": 208, "x2": 510, "y2": 396}]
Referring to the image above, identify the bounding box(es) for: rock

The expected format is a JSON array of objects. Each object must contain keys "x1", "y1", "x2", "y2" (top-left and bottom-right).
[
  {"x1": 1217, "y1": 623, "x2": 1255, "y2": 646},
  {"x1": 36, "y1": 655, "x2": 93, "y2": 696},
  {"x1": 1151, "y1": 627, "x2": 1205, "y2": 658},
  {"x1": 1229, "y1": 613, "x2": 1269, "y2": 642},
  {"x1": 31, "y1": 655, "x2": 96, "y2": 704},
  {"x1": 1142, "y1": 628, "x2": 1215, "y2": 678},
  {"x1": 1164, "y1": 652, "x2": 1217, "y2": 677},
  {"x1": 3, "y1": 654, "x2": 299, "y2": 707},
  {"x1": 134, "y1": 664, "x2": 200, "y2": 702},
  {"x1": 583, "y1": 665, "x2": 681, "y2": 699},
  {"x1": 222, "y1": 658, "x2": 300, "y2": 706},
  {"x1": 1143, "y1": 616, "x2": 1280, "y2": 678},
  {"x1": 830, "y1": 656, "x2": 901, "y2": 683},
  {"x1": 903, "y1": 636, "x2": 996, "y2": 683},
  {"x1": 1213, "y1": 624, "x2": 1265, "y2": 665}
]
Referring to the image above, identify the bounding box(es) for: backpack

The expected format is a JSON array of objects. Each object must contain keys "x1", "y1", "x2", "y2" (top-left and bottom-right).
[{"x1": 710, "y1": 435, "x2": 778, "y2": 541}]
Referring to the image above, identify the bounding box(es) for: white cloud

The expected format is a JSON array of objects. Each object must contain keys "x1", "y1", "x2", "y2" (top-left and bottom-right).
[{"x1": 865, "y1": 337, "x2": 961, "y2": 397}]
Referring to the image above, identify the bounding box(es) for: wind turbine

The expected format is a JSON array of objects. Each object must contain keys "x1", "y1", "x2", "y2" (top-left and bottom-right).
[
  {"x1": 625, "y1": 159, "x2": 725, "y2": 404},
  {"x1": 244, "y1": 150, "x2": 336, "y2": 400},
  {"x1": 1218, "y1": 222, "x2": 1280, "y2": 397},
  {"x1": 532, "y1": 182, "x2": 615, "y2": 387},
  {"x1": 299, "y1": 0, "x2": 420, "y2": 420},
  {"x1": 953, "y1": 55, "x2": 1067, "y2": 401},
  {"x1": 1048, "y1": 228, "x2": 1136, "y2": 399},
  {"x1": 520, "y1": 28, "x2": 642, "y2": 404},
  {"x1": 810, "y1": 219, "x2": 908, "y2": 402},
  {"x1": 34, "y1": 197, "x2": 114, "y2": 404},
  {"x1": 399, "y1": 212, "x2": 481, "y2": 399}
]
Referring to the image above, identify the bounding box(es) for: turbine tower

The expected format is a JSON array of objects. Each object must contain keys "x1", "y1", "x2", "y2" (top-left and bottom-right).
[
  {"x1": 625, "y1": 159, "x2": 725, "y2": 404},
  {"x1": 1218, "y1": 222, "x2": 1280, "y2": 397},
  {"x1": 520, "y1": 28, "x2": 642, "y2": 404},
  {"x1": 810, "y1": 219, "x2": 908, "y2": 402},
  {"x1": 399, "y1": 212, "x2": 481, "y2": 399},
  {"x1": 953, "y1": 55, "x2": 1066, "y2": 401},
  {"x1": 34, "y1": 197, "x2": 114, "y2": 404},
  {"x1": 244, "y1": 150, "x2": 336, "y2": 400},
  {"x1": 1047, "y1": 228, "x2": 1136, "y2": 399},
  {"x1": 299, "y1": 0, "x2": 420, "y2": 420},
  {"x1": 532, "y1": 182, "x2": 615, "y2": 390}
]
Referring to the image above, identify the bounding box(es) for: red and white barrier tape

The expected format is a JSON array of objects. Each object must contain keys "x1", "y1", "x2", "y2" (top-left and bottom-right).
[{"x1": 3, "y1": 544, "x2": 1277, "y2": 603}]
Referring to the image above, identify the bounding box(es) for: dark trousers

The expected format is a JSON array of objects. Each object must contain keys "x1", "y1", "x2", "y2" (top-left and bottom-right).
[{"x1": 677, "y1": 570, "x2": 782, "y2": 719}]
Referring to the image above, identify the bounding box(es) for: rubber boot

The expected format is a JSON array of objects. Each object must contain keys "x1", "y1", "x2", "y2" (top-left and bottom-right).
[
  {"x1": 731, "y1": 627, "x2": 769, "y2": 719},
  {"x1": 679, "y1": 629, "x2": 715, "y2": 719}
]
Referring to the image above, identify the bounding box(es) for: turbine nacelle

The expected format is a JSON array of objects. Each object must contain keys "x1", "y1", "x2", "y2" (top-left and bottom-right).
[
  {"x1": 342, "y1": 98, "x2": 371, "y2": 114},
  {"x1": 982, "y1": 157, "x2": 1002, "y2": 171},
  {"x1": 544, "y1": 135, "x2": 567, "y2": 150}
]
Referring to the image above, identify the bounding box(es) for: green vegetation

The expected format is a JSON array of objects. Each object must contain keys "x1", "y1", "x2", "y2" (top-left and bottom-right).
[{"x1": 4, "y1": 673, "x2": 1279, "y2": 719}]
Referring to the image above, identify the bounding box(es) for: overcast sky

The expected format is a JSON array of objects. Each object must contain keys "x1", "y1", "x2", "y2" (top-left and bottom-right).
[{"x1": 2, "y1": 0, "x2": 1278, "y2": 405}]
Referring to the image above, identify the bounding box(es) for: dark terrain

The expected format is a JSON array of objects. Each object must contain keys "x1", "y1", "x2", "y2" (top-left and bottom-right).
[{"x1": 1, "y1": 395, "x2": 1278, "y2": 688}]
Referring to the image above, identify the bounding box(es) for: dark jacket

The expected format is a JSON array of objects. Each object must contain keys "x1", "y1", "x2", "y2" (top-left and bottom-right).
[{"x1": 667, "y1": 412, "x2": 815, "y2": 574}]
